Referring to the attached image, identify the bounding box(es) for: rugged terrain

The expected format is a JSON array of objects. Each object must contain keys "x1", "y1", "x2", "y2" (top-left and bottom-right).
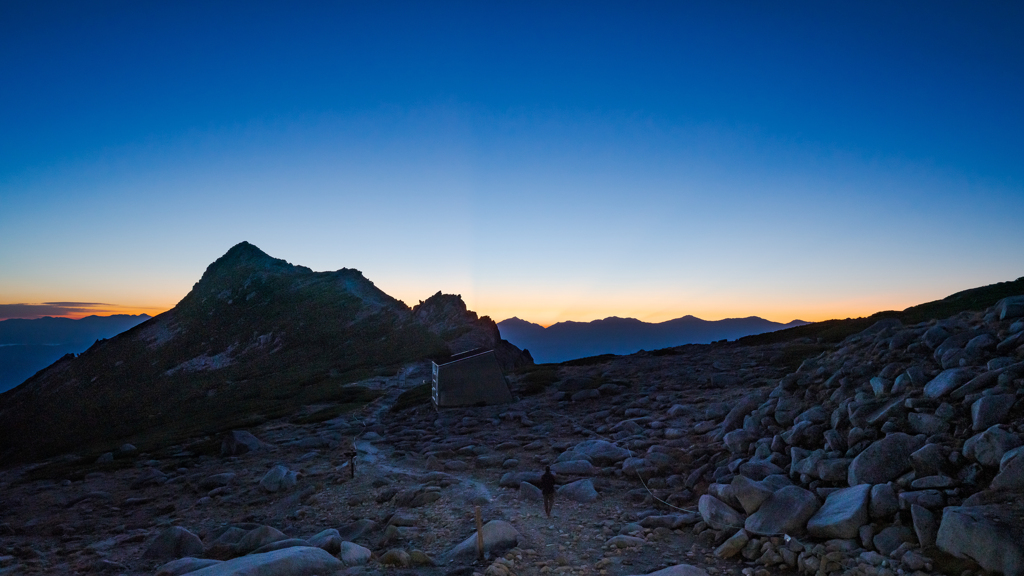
[
  {"x1": 0, "y1": 242, "x2": 530, "y2": 462},
  {"x1": 0, "y1": 289, "x2": 1022, "y2": 576}
]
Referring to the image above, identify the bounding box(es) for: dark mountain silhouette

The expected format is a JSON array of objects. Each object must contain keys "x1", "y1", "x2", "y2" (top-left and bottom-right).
[
  {"x1": 498, "y1": 315, "x2": 808, "y2": 363},
  {"x1": 0, "y1": 314, "x2": 151, "y2": 393},
  {"x1": 0, "y1": 242, "x2": 530, "y2": 462}
]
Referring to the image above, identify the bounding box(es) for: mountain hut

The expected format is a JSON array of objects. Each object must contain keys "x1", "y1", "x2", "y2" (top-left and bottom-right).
[{"x1": 431, "y1": 348, "x2": 513, "y2": 407}]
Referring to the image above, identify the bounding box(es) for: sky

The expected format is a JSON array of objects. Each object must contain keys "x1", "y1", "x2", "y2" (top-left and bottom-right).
[{"x1": 1, "y1": 2, "x2": 1023, "y2": 326}]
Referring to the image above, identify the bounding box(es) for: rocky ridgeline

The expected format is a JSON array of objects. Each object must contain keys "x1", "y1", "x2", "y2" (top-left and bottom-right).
[{"x1": 692, "y1": 295, "x2": 1024, "y2": 576}]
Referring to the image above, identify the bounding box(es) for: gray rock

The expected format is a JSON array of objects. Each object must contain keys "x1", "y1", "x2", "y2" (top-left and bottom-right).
[
  {"x1": 234, "y1": 526, "x2": 288, "y2": 556},
  {"x1": 698, "y1": 494, "x2": 745, "y2": 531},
  {"x1": 899, "y1": 489, "x2": 944, "y2": 510},
  {"x1": 922, "y1": 326, "x2": 951, "y2": 349},
  {"x1": 519, "y1": 481, "x2": 543, "y2": 501},
  {"x1": 174, "y1": 546, "x2": 343, "y2": 576},
  {"x1": 306, "y1": 529, "x2": 341, "y2": 555},
  {"x1": 971, "y1": 394, "x2": 1015, "y2": 431},
  {"x1": 908, "y1": 413, "x2": 948, "y2": 435},
  {"x1": 198, "y1": 473, "x2": 237, "y2": 491},
  {"x1": 950, "y1": 369, "x2": 1001, "y2": 400},
  {"x1": 606, "y1": 535, "x2": 645, "y2": 548},
  {"x1": 259, "y1": 466, "x2": 298, "y2": 493},
  {"x1": 848, "y1": 433, "x2": 925, "y2": 485},
  {"x1": 923, "y1": 368, "x2": 974, "y2": 398},
  {"x1": 447, "y1": 520, "x2": 520, "y2": 560},
  {"x1": 221, "y1": 430, "x2": 271, "y2": 456},
  {"x1": 625, "y1": 566, "x2": 709, "y2": 576},
  {"x1": 155, "y1": 558, "x2": 222, "y2": 576},
  {"x1": 621, "y1": 457, "x2": 647, "y2": 475},
  {"x1": 556, "y1": 439, "x2": 629, "y2": 466},
  {"x1": 991, "y1": 445, "x2": 1024, "y2": 490},
  {"x1": 911, "y1": 504, "x2": 937, "y2": 547},
  {"x1": 251, "y1": 539, "x2": 310, "y2": 555},
  {"x1": 731, "y1": 475, "x2": 774, "y2": 515},
  {"x1": 722, "y1": 393, "x2": 764, "y2": 433},
  {"x1": 911, "y1": 475, "x2": 955, "y2": 489},
  {"x1": 870, "y1": 377, "x2": 890, "y2": 396},
  {"x1": 998, "y1": 295, "x2": 1024, "y2": 320},
  {"x1": 737, "y1": 460, "x2": 785, "y2": 480},
  {"x1": 143, "y1": 526, "x2": 204, "y2": 561},
  {"x1": 937, "y1": 505, "x2": 1024, "y2": 576},
  {"x1": 714, "y1": 529, "x2": 749, "y2": 559},
  {"x1": 337, "y1": 519, "x2": 377, "y2": 543},
  {"x1": 499, "y1": 471, "x2": 543, "y2": 487},
  {"x1": 910, "y1": 443, "x2": 952, "y2": 477},
  {"x1": 338, "y1": 541, "x2": 371, "y2": 566},
  {"x1": 869, "y1": 483, "x2": 899, "y2": 520},
  {"x1": 640, "y1": 514, "x2": 698, "y2": 529},
  {"x1": 806, "y1": 484, "x2": 871, "y2": 540},
  {"x1": 744, "y1": 486, "x2": 820, "y2": 536},
  {"x1": 963, "y1": 425, "x2": 1021, "y2": 467},
  {"x1": 571, "y1": 389, "x2": 600, "y2": 401},
  {"x1": 873, "y1": 526, "x2": 916, "y2": 556},
  {"x1": 558, "y1": 479, "x2": 598, "y2": 503},
  {"x1": 132, "y1": 467, "x2": 168, "y2": 489},
  {"x1": 816, "y1": 458, "x2": 852, "y2": 483},
  {"x1": 724, "y1": 430, "x2": 759, "y2": 454}
]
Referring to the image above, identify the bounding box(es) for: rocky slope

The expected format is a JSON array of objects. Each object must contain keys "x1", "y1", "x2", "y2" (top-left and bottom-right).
[
  {"x1": 0, "y1": 291, "x2": 1021, "y2": 576},
  {"x1": 0, "y1": 242, "x2": 530, "y2": 463}
]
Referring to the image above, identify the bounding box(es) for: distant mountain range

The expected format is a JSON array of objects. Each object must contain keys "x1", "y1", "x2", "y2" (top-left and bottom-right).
[
  {"x1": 0, "y1": 242, "x2": 530, "y2": 462},
  {"x1": 497, "y1": 315, "x2": 808, "y2": 363},
  {"x1": 0, "y1": 314, "x2": 151, "y2": 393}
]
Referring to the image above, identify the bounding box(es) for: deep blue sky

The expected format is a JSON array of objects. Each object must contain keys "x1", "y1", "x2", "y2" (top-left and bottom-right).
[{"x1": 2, "y1": 2, "x2": 1022, "y2": 323}]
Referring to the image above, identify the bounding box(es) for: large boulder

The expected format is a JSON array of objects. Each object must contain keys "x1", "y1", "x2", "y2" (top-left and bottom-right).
[
  {"x1": 173, "y1": 546, "x2": 343, "y2": 576},
  {"x1": 744, "y1": 486, "x2": 820, "y2": 536},
  {"x1": 558, "y1": 479, "x2": 599, "y2": 503},
  {"x1": 992, "y1": 446, "x2": 1024, "y2": 490},
  {"x1": 338, "y1": 541, "x2": 371, "y2": 566},
  {"x1": 143, "y1": 526, "x2": 204, "y2": 561},
  {"x1": 698, "y1": 495, "x2": 745, "y2": 531},
  {"x1": 221, "y1": 430, "x2": 271, "y2": 456},
  {"x1": 998, "y1": 295, "x2": 1024, "y2": 320},
  {"x1": 806, "y1": 484, "x2": 870, "y2": 539},
  {"x1": 972, "y1": 394, "x2": 1016, "y2": 431},
  {"x1": 306, "y1": 529, "x2": 341, "y2": 555},
  {"x1": 234, "y1": 526, "x2": 288, "y2": 556},
  {"x1": 869, "y1": 483, "x2": 899, "y2": 520},
  {"x1": 923, "y1": 368, "x2": 974, "y2": 399},
  {"x1": 731, "y1": 475, "x2": 774, "y2": 515},
  {"x1": 848, "y1": 433, "x2": 925, "y2": 485},
  {"x1": 937, "y1": 505, "x2": 1024, "y2": 576},
  {"x1": 447, "y1": 520, "x2": 520, "y2": 560},
  {"x1": 556, "y1": 439, "x2": 629, "y2": 466},
  {"x1": 963, "y1": 425, "x2": 1021, "y2": 467},
  {"x1": 551, "y1": 460, "x2": 597, "y2": 476},
  {"x1": 873, "y1": 526, "x2": 916, "y2": 556},
  {"x1": 259, "y1": 465, "x2": 298, "y2": 493}
]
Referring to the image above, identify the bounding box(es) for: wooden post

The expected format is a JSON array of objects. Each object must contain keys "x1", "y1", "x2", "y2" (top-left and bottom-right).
[{"x1": 475, "y1": 505, "x2": 484, "y2": 560}]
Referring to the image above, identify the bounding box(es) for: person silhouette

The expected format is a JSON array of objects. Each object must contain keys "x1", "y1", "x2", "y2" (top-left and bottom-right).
[{"x1": 540, "y1": 465, "x2": 556, "y2": 518}]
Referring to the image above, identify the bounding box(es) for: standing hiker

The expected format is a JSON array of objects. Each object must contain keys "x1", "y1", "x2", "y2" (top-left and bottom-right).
[{"x1": 540, "y1": 465, "x2": 556, "y2": 518}]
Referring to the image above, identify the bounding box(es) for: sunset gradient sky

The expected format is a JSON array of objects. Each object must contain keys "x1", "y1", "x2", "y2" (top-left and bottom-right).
[{"x1": 2, "y1": 2, "x2": 1022, "y2": 325}]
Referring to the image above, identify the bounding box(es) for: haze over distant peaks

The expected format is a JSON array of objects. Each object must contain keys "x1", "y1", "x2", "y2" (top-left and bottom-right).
[
  {"x1": 498, "y1": 315, "x2": 808, "y2": 363},
  {"x1": 0, "y1": 314, "x2": 151, "y2": 393}
]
